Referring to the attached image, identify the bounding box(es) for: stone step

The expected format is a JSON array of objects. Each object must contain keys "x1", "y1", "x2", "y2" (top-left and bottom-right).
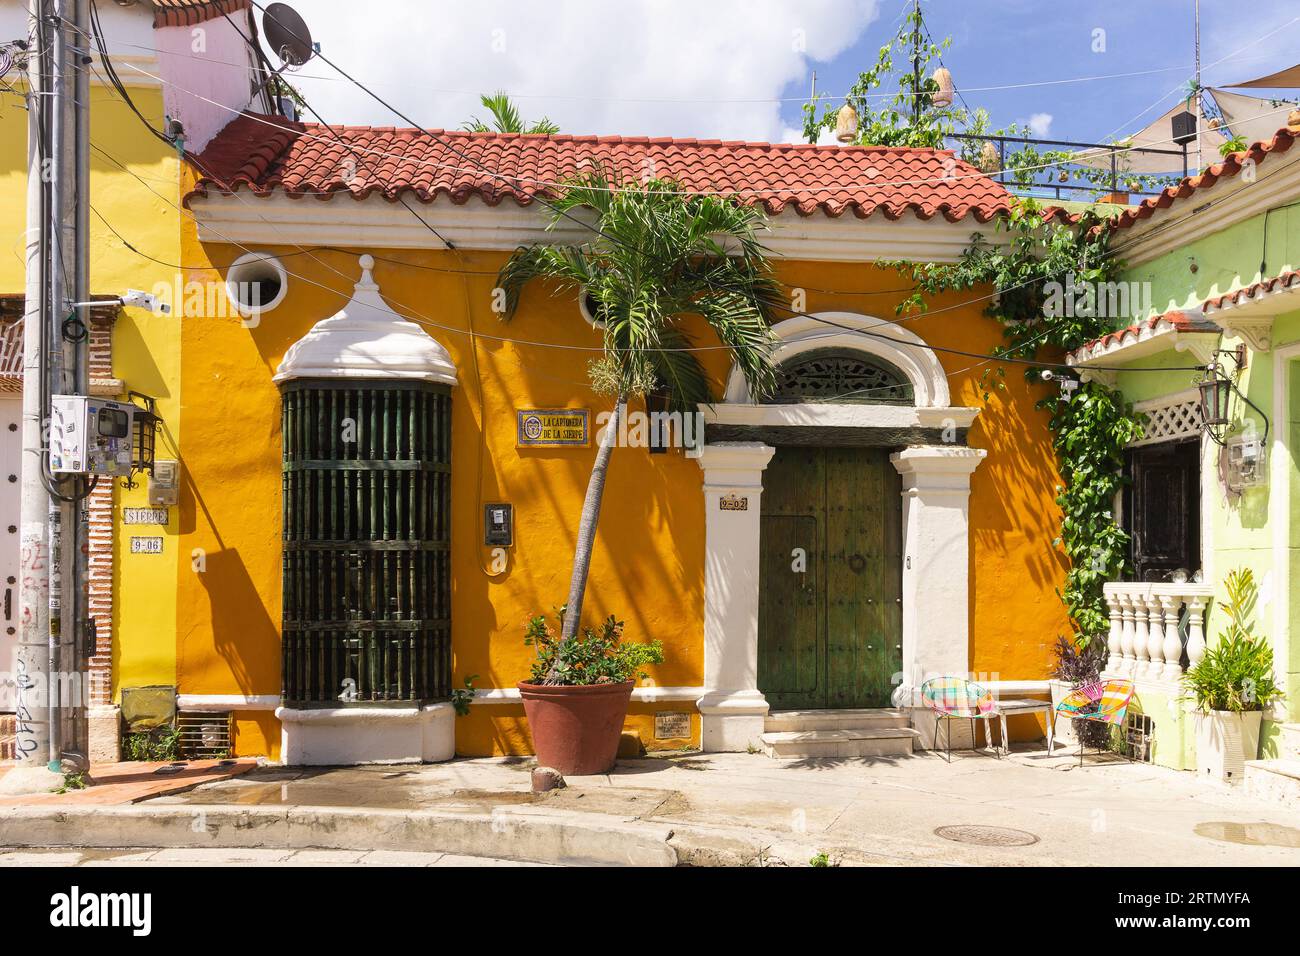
[
  {"x1": 1244, "y1": 759, "x2": 1300, "y2": 811},
  {"x1": 760, "y1": 727, "x2": 919, "y2": 760},
  {"x1": 764, "y1": 708, "x2": 910, "y2": 733},
  {"x1": 0, "y1": 714, "x2": 14, "y2": 762},
  {"x1": 1277, "y1": 723, "x2": 1300, "y2": 761}
]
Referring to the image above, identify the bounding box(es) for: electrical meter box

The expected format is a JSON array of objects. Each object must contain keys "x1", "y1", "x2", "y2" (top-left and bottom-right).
[
  {"x1": 484, "y1": 503, "x2": 513, "y2": 546},
  {"x1": 149, "y1": 459, "x2": 180, "y2": 506},
  {"x1": 49, "y1": 395, "x2": 135, "y2": 476}
]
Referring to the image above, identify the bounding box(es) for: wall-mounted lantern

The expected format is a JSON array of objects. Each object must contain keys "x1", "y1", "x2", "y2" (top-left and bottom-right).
[{"x1": 1196, "y1": 363, "x2": 1233, "y2": 445}]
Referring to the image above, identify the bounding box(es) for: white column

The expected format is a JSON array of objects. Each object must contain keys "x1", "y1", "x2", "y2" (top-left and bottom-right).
[
  {"x1": 889, "y1": 446, "x2": 987, "y2": 707},
  {"x1": 695, "y1": 442, "x2": 776, "y2": 752}
]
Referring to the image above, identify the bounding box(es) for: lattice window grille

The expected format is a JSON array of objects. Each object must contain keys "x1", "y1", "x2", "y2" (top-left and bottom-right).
[
  {"x1": 766, "y1": 349, "x2": 914, "y2": 405},
  {"x1": 1130, "y1": 395, "x2": 1201, "y2": 447}
]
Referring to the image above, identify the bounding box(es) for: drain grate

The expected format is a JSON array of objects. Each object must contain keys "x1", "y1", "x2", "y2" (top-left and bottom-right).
[{"x1": 934, "y1": 824, "x2": 1040, "y2": 847}]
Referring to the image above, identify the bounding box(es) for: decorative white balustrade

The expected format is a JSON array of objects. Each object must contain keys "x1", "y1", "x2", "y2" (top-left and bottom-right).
[{"x1": 1102, "y1": 582, "x2": 1215, "y2": 683}]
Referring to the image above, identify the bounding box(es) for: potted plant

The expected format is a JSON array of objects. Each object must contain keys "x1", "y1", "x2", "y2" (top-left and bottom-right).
[
  {"x1": 1182, "y1": 569, "x2": 1283, "y2": 782},
  {"x1": 498, "y1": 167, "x2": 781, "y2": 770},
  {"x1": 518, "y1": 612, "x2": 664, "y2": 775},
  {"x1": 1049, "y1": 635, "x2": 1108, "y2": 750}
]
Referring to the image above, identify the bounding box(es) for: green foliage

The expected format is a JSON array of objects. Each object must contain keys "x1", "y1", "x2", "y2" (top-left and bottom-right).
[
  {"x1": 1182, "y1": 569, "x2": 1285, "y2": 713},
  {"x1": 1218, "y1": 134, "x2": 1249, "y2": 158},
  {"x1": 803, "y1": 7, "x2": 1176, "y2": 197},
  {"x1": 809, "y1": 851, "x2": 835, "y2": 867},
  {"x1": 802, "y1": 4, "x2": 959, "y2": 148},
  {"x1": 524, "y1": 611, "x2": 665, "y2": 686},
  {"x1": 123, "y1": 725, "x2": 183, "y2": 762},
  {"x1": 890, "y1": 199, "x2": 1142, "y2": 644},
  {"x1": 58, "y1": 771, "x2": 88, "y2": 794},
  {"x1": 463, "y1": 91, "x2": 559, "y2": 136},
  {"x1": 497, "y1": 165, "x2": 783, "y2": 411},
  {"x1": 451, "y1": 674, "x2": 479, "y2": 717}
]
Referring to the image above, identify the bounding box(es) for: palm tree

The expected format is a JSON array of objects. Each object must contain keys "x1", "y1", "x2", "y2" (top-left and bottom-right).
[
  {"x1": 498, "y1": 168, "x2": 783, "y2": 666},
  {"x1": 462, "y1": 91, "x2": 560, "y2": 136}
]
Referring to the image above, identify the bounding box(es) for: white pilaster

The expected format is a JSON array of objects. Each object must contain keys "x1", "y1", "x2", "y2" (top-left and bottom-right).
[
  {"x1": 695, "y1": 442, "x2": 776, "y2": 752},
  {"x1": 889, "y1": 446, "x2": 987, "y2": 707}
]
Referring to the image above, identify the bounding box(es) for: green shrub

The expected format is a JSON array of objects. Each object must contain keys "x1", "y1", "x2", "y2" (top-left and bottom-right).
[
  {"x1": 524, "y1": 611, "x2": 664, "y2": 686},
  {"x1": 1182, "y1": 569, "x2": 1284, "y2": 714}
]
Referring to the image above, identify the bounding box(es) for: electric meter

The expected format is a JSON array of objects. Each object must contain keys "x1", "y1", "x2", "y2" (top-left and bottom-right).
[{"x1": 49, "y1": 395, "x2": 135, "y2": 476}]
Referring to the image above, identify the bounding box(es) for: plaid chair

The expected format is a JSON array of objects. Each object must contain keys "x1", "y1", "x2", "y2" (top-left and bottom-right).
[
  {"x1": 1054, "y1": 679, "x2": 1135, "y2": 766},
  {"x1": 920, "y1": 677, "x2": 1001, "y2": 762}
]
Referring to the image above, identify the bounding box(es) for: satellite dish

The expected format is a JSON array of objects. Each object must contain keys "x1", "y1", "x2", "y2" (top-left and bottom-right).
[{"x1": 263, "y1": 3, "x2": 314, "y2": 68}]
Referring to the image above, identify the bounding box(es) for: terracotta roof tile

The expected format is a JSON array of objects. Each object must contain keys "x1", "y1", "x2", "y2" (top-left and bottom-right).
[
  {"x1": 1202, "y1": 268, "x2": 1300, "y2": 312},
  {"x1": 1065, "y1": 309, "x2": 1219, "y2": 365},
  {"x1": 1111, "y1": 125, "x2": 1299, "y2": 232},
  {"x1": 151, "y1": 0, "x2": 249, "y2": 29},
  {"x1": 186, "y1": 112, "x2": 1018, "y2": 223}
]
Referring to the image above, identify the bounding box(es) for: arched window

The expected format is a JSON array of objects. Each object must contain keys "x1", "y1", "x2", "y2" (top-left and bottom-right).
[{"x1": 764, "y1": 348, "x2": 914, "y2": 405}]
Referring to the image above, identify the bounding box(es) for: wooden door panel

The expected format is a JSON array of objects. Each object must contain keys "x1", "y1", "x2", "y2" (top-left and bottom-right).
[
  {"x1": 824, "y1": 447, "x2": 900, "y2": 708},
  {"x1": 758, "y1": 514, "x2": 821, "y2": 708},
  {"x1": 1127, "y1": 440, "x2": 1200, "y2": 582}
]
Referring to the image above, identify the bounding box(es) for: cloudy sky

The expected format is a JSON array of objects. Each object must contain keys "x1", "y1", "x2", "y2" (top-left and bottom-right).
[{"x1": 276, "y1": 0, "x2": 1300, "y2": 144}]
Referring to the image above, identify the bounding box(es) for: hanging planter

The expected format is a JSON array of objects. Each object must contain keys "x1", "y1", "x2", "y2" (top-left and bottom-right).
[
  {"x1": 978, "y1": 141, "x2": 1001, "y2": 173},
  {"x1": 931, "y1": 67, "x2": 954, "y2": 108},
  {"x1": 835, "y1": 102, "x2": 859, "y2": 143},
  {"x1": 1207, "y1": 116, "x2": 1222, "y2": 130}
]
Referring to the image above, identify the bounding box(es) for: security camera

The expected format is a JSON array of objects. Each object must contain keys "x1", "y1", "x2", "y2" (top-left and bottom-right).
[
  {"x1": 1040, "y1": 369, "x2": 1056, "y2": 381},
  {"x1": 119, "y1": 290, "x2": 171, "y2": 315}
]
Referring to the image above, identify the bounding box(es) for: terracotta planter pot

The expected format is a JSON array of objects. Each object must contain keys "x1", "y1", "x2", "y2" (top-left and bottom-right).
[{"x1": 518, "y1": 680, "x2": 634, "y2": 776}]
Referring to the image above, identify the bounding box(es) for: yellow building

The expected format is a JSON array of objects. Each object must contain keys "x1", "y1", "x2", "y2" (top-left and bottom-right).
[
  {"x1": 3, "y1": 3, "x2": 1073, "y2": 767},
  {"x1": 161, "y1": 112, "x2": 1074, "y2": 763},
  {"x1": 0, "y1": 0, "x2": 277, "y2": 760}
]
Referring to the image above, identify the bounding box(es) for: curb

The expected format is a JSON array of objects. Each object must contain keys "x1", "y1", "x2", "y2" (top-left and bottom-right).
[{"x1": 0, "y1": 804, "x2": 679, "y2": 867}]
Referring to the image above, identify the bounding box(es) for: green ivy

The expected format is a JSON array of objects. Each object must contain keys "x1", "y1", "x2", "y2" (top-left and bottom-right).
[{"x1": 890, "y1": 199, "x2": 1143, "y2": 645}]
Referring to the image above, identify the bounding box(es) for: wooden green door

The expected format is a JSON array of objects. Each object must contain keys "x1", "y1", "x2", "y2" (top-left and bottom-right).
[{"x1": 758, "y1": 446, "x2": 902, "y2": 710}]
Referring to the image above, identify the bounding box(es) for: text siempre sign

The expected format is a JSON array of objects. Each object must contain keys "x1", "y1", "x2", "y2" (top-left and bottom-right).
[{"x1": 516, "y1": 409, "x2": 590, "y2": 448}]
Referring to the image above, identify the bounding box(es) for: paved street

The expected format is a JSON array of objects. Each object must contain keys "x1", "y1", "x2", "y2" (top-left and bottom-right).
[{"x1": 0, "y1": 847, "x2": 552, "y2": 867}]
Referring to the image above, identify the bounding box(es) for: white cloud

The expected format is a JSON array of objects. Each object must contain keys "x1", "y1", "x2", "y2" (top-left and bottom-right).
[
  {"x1": 1026, "y1": 112, "x2": 1053, "y2": 138},
  {"x1": 278, "y1": 0, "x2": 881, "y2": 142}
]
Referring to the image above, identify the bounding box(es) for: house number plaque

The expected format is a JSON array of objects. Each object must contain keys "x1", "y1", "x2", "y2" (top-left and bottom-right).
[
  {"x1": 654, "y1": 712, "x2": 691, "y2": 740},
  {"x1": 718, "y1": 494, "x2": 748, "y2": 511}
]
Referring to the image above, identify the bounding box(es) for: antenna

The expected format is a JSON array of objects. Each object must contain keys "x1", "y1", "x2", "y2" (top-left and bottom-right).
[{"x1": 263, "y1": 2, "x2": 315, "y2": 69}]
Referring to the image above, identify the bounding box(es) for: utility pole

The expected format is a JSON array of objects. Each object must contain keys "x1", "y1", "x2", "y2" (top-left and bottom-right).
[
  {"x1": 5, "y1": 0, "x2": 89, "y2": 793},
  {"x1": 1194, "y1": 0, "x2": 1203, "y2": 174}
]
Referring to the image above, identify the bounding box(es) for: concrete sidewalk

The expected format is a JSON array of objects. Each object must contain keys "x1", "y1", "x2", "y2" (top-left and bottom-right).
[{"x1": 4, "y1": 746, "x2": 1300, "y2": 866}]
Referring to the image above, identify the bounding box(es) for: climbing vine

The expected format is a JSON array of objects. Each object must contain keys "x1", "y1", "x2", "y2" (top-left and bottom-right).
[{"x1": 890, "y1": 200, "x2": 1144, "y2": 644}]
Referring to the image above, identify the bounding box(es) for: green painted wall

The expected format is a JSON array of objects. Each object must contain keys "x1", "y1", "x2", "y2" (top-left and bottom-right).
[{"x1": 1112, "y1": 203, "x2": 1300, "y2": 749}]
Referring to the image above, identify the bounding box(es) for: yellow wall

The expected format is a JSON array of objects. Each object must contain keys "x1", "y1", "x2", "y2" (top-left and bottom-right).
[
  {"x1": 0, "y1": 80, "x2": 182, "y2": 699},
  {"x1": 171, "y1": 181, "x2": 1070, "y2": 755}
]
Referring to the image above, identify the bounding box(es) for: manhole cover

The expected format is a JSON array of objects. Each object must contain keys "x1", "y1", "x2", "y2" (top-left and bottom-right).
[{"x1": 934, "y1": 825, "x2": 1040, "y2": 847}]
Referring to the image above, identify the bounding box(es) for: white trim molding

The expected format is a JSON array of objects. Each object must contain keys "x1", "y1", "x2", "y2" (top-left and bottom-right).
[
  {"x1": 189, "y1": 192, "x2": 1008, "y2": 264},
  {"x1": 724, "y1": 313, "x2": 952, "y2": 407},
  {"x1": 177, "y1": 694, "x2": 280, "y2": 712},
  {"x1": 471, "y1": 685, "x2": 704, "y2": 705},
  {"x1": 1271, "y1": 342, "x2": 1300, "y2": 714},
  {"x1": 1202, "y1": 270, "x2": 1300, "y2": 352},
  {"x1": 1112, "y1": 147, "x2": 1300, "y2": 267}
]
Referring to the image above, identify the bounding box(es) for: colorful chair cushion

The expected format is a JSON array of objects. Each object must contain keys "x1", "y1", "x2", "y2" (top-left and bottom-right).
[
  {"x1": 921, "y1": 677, "x2": 998, "y2": 718},
  {"x1": 1055, "y1": 679, "x2": 1134, "y2": 726}
]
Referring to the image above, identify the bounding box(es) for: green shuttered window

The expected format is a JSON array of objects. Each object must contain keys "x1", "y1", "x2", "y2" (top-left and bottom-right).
[{"x1": 280, "y1": 380, "x2": 452, "y2": 706}]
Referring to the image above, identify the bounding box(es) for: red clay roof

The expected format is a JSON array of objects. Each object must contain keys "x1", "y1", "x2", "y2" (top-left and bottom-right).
[
  {"x1": 1111, "y1": 125, "x2": 1298, "y2": 232},
  {"x1": 152, "y1": 0, "x2": 249, "y2": 28},
  {"x1": 1203, "y1": 268, "x2": 1300, "y2": 312},
  {"x1": 1065, "y1": 308, "x2": 1220, "y2": 364},
  {"x1": 186, "y1": 112, "x2": 1020, "y2": 223}
]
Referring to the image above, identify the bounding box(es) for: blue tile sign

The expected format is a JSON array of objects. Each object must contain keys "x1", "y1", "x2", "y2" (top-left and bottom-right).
[{"x1": 516, "y1": 408, "x2": 590, "y2": 447}]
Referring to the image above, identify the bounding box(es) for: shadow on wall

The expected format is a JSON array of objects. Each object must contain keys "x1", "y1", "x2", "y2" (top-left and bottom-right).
[{"x1": 187, "y1": 546, "x2": 277, "y2": 697}]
